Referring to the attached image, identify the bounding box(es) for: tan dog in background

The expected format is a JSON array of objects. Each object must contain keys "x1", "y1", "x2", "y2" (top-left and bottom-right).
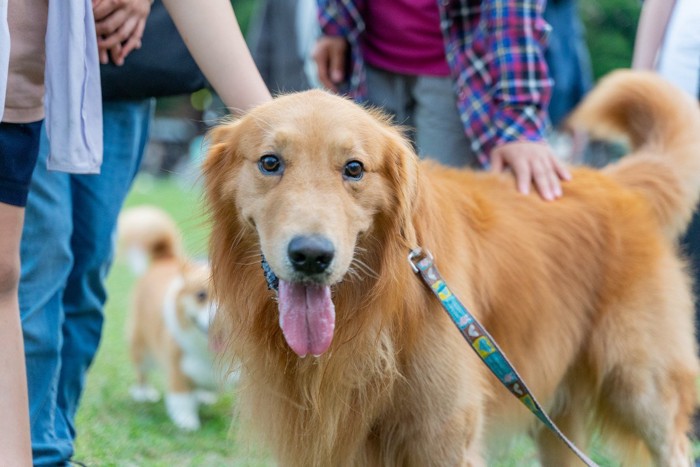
[
  {"x1": 204, "y1": 71, "x2": 700, "y2": 465},
  {"x1": 118, "y1": 205, "x2": 220, "y2": 431}
]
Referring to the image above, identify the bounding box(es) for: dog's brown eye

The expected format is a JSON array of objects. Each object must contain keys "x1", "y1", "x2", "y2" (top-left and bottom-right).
[
  {"x1": 343, "y1": 160, "x2": 364, "y2": 180},
  {"x1": 196, "y1": 290, "x2": 207, "y2": 303},
  {"x1": 259, "y1": 154, "x2": 283, "y2": 175}
]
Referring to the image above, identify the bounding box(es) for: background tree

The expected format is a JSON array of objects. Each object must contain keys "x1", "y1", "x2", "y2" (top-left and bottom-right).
[{"x1": 580, "y1": 0, "x2": 642, "y2": 79}]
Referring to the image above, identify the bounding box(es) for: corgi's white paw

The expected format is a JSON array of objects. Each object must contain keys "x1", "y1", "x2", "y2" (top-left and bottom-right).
[
  {"x1": 196, "y1": 389, "x2": 218, "y2": 405},
  {"x1": 129, "y1": 384, "x2": 160, "y2": 403},
  {"x1": 166, "y1": 392, "x2": 201, "y2": 431}
]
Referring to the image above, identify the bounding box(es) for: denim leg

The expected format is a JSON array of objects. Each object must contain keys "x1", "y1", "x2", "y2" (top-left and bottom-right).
[
  {"x1": 681, "y1": 208, "x2": 700, "y2": 347},
  {"x1": 543, "y1": 0, "x2": 593, "y2": 127},
  {"x1": 19, "y1": 128, "x2": 75, "y2": 466},
  {"x1": 20, "y1": 99, "x2": 153, "y2": 466},
  {"x1": 56, "y1": 99, "x2": 154, "y2": 443}
]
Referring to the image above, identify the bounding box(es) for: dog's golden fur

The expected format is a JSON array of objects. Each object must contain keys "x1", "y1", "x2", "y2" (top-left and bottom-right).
[{"x1": 203, "y1": 70, "x2": 700, "y2": 466}]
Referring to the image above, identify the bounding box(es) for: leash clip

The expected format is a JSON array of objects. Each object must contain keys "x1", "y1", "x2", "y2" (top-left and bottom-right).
[{"x1": 408, "y1": 247, "x2": 433, "y2": 273}]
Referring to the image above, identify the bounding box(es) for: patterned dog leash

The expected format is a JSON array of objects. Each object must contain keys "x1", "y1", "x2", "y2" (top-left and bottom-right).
[{"x1": 408, "y1": 248, "x2": 598, "y2": 467}]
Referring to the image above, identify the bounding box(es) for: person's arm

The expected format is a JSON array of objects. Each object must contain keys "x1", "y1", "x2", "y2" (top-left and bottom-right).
[
  {"x1": 162, "y1": 0, "x2": 271, "y2": 115},
  {"x1": 632, "y1": 0, "x2": 676, "y2": 70},
  {"x1": 479, "y1": 0, "x2": 569, "y2": 200}
]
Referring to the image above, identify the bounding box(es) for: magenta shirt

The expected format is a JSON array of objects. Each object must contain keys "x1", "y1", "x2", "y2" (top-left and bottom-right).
[{"x1": 362, "y1": 0, "x2": 450, "y2": 77}]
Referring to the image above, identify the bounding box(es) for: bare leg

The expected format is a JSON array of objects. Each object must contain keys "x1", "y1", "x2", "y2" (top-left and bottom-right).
[{"x1": 0, "y1": 203, "x2": 32, "y2": 465}]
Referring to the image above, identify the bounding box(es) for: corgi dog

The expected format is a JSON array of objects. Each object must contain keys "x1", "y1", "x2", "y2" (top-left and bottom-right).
[{"x1": 118, "y1": 205, "x2": 221, "y2": 431}]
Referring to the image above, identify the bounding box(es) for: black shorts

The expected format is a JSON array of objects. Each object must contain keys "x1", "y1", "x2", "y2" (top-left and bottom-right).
[{"x1": 0, "y1": 120, "x2": 42, "y2": 207}]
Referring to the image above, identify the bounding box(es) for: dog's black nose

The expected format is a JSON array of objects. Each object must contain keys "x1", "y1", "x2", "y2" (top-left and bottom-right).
[{"x1": 288, "y1": 235, "x2": 335, "y2": 275}]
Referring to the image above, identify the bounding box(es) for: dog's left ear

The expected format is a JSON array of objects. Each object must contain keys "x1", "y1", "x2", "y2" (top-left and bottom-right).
[{"x1": 381, "y1": 127, "x2": 419, "y2": 249}]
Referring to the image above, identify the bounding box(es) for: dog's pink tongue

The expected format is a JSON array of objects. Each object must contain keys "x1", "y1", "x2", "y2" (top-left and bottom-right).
[{"x1": 278, "y1": 280, "x2": 335, "y2": 357}]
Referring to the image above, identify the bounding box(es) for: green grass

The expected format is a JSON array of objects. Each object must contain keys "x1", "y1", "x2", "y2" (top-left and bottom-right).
[
  {"x1": 72, "y1": 174, "x2": 693, "y2": 466},
  {"x1": 73, "y1": 174, "x2": 270, "y2": 466}
]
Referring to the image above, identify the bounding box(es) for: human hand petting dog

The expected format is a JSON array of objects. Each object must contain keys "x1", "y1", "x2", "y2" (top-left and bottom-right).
[
  {"x1": 490, "y1": 141, "x2": 571, "y2": 201},
  {"x1": 93, "y1": 0, "x2": 152, "y2": 66}
]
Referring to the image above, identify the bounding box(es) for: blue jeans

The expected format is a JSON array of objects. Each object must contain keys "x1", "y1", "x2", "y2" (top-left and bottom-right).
[
  {"x1": 682, "y1": 209, "x2": 700, "y2": 344},
  {"x1": 19, "y1": 99, "x2": 154, "y2": 466},
  {"x1": 543, "y1": 0, "x2": 593, "y2": 127}
]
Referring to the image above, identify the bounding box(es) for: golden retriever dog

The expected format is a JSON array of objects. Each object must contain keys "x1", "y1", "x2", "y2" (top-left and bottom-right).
[
  {"x1": 203, "y1": 70, "x2": 700, "y2": 466},
  {"x1": 118, "y1": 205, "x2": 220, "y2": 431}
]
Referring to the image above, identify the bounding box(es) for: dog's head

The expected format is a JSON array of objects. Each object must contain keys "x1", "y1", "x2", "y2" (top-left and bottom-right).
[
  {"x1": 204, "y1": 90, "x2": 418, "y2": 357},
  {"x1": 173, "y1": 262, "x2": 216, "y2": 337}
]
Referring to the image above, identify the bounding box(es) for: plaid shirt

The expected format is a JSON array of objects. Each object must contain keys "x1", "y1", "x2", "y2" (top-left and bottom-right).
[{"x1": 317, "y1": 0, "x2": 553, "y2": 166}]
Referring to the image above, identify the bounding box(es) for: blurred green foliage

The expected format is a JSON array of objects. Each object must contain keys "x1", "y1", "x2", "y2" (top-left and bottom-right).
[
  {"x1": 579, "y1": 0, "x2": 642, "y2": 80},
  {"x1": 231, "y1": 0, "x2": 257, "y2": 34}
]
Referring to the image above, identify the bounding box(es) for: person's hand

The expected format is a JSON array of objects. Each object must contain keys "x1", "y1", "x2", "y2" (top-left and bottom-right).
[
  {"x1": 93, "y1": 0, "x2": 152, "y2": 66},
  {"x1": 490, "y1": 141, "x2": 571, "y2": 201},
  {"x1": 312, "y1": 36, "x2": 349, "y2": 92}
]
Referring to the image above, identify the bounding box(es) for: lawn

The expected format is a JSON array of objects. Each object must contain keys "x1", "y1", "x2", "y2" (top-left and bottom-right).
[
  {"x1": 71, "y1": 174, "x2": 691, "y2": 466},
  {"x1": 72, "y1": 174, "x2": 270, "y2": 466}
]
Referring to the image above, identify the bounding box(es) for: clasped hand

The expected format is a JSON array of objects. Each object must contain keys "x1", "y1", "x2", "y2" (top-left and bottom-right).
[{"x1": 93, "y1": 0, "x2": 152, "y2": 66}]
